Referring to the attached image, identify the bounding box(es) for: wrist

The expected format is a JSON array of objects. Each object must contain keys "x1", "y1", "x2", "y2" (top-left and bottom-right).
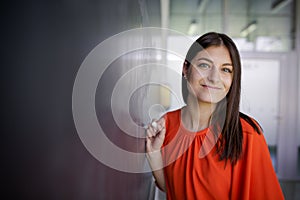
[{"x1": 146, "y1": 149, "x2": 161, "y2": 157}]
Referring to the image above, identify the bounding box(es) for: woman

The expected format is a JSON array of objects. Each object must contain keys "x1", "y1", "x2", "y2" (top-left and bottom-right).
[{"x1": 146, "y1": 32, "x2": 284, "y2": 199}]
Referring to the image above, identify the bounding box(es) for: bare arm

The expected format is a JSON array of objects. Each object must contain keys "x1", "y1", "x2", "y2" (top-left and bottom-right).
[{"x1": 146, "y1": 118, "x2": 166, "y2": 191}]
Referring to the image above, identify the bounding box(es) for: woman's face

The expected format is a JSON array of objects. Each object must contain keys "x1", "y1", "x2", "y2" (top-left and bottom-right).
[{"x1": 184, "y1": 45, "x2": 233, "y2": 104}]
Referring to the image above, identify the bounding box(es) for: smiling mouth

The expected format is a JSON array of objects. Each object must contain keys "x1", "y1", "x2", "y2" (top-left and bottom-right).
[{"x1": 201, "y1": 85, "x2": 222, "y2": 90}]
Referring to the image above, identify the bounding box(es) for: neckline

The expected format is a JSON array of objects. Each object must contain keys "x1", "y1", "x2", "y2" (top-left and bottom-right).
[{"x1": 178, "y1": 109, "x2": 210, "y2": 136}]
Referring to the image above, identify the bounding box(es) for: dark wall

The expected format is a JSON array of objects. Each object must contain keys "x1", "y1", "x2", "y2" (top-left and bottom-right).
[{"x1": 2, "y1": 0, "x2": 159, "y2": 199}]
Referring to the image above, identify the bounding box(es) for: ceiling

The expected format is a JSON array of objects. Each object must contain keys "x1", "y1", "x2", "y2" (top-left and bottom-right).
[{"x1": 163, "y1": 0, "x2": 295, "y2": 52}]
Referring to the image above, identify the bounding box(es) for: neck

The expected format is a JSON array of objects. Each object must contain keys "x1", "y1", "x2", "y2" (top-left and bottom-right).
[{"x1": 181, "y1": 95, "x2": 217, "y2": 131}]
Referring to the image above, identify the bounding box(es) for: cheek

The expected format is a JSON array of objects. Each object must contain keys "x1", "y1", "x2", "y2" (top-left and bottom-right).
[
  {"x1": 223, "y1": 76, "x2": 233, "y2": 90},
  {"x1": 190, "y1": 68, "x2": 205, "y2": 80}
]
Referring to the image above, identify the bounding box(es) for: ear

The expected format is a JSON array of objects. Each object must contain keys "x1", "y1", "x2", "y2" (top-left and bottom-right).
[{"x1": 182, "y1": 61, "x2": 189, "y2": 77}]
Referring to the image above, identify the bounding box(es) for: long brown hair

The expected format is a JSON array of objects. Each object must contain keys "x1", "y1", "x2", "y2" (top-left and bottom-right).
[{"x1": 182, "y1": 32, "x2": 262, "y2": 164}]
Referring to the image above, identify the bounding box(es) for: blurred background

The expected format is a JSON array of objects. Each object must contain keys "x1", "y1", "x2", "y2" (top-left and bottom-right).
[{"x1": 2, "y1": 0, "x2": 300, "y2": 199}]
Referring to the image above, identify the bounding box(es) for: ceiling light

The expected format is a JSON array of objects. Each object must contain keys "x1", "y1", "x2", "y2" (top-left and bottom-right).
[
  {"x1": 187, "y1": 20, "x2": 197, "y2": 36},
  {"x1": 240, "y1": 20, "x2": 257, "y2": 37},
  {"x1": 271, "y1": 0, "x2": 292, "y2": 13},
  {"x1": 197, "y1": 0, "x2": 209, "y2": 13}
]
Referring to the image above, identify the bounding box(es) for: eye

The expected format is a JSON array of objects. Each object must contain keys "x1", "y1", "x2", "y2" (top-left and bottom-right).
[
  {"x1": 197, "y1": 63, "x2": 210, "y2": 69},
  {"x1": 222, "y1": 67, "x2": 233, "y2": 73}
]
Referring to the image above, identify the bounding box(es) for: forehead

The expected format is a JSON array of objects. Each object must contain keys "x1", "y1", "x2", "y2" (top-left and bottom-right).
[{"x1": 192, "y1": 45, "x2": 232, "y2": 63}]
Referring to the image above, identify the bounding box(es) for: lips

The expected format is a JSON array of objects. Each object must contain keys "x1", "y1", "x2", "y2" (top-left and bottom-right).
[{"x1": 201, "y1": 84, "x2": 222, "y2": 90}]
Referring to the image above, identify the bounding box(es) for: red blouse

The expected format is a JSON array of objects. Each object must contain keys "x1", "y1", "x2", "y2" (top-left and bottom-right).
[{"x1": 161, "y1": 109, "x2": 284, "y2": 200}]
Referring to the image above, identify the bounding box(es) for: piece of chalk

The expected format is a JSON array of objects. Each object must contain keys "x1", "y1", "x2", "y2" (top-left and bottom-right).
[{"x1": 151, "y1": 121, "x2": 158, "y2": 128}]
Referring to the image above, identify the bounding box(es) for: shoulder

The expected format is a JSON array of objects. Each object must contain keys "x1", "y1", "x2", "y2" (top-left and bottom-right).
[
  {"x1": 239, "y1": 112, "x2": 263, "y2": 136},
  {"x1": 164, "y1": 109, "x2": 181, "y2": 126},
  {"x1": 239, "y1": 113, "x2": 268, "y2": 150},
  {"x1": 165, "y1": 108, "x2": 181, "y2": 118},
  {"x1": 163, "y1": 109, "x2": 181, "y2": 143},
  {"x1": 239, "y1": 114, "x2": 270, "y2": 160}
]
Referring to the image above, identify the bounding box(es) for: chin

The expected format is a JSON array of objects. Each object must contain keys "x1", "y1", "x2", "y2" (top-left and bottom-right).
[{"x1": 197, "y1": 95, "x2": 225, "y2": 104}]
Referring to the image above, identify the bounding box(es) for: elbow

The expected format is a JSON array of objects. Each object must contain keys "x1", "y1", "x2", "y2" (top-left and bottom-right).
[{"x1": 155, "y1": 181, "x2": 166, "y2": 192}]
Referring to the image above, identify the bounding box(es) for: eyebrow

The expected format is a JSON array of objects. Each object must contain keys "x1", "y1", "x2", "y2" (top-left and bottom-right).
[{"x1": 197, "y1": 57, "x2": 233, "y2": 66}]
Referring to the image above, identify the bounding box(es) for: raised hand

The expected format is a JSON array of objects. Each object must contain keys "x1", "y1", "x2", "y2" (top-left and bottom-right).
[{"x1": 146, "y1": 117, "x2": 166, "y2": 153}]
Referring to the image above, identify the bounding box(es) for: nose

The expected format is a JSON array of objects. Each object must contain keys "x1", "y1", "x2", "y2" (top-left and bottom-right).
[{"x1": 207, "y1": 66, "x2": 220, "y2": 83}]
